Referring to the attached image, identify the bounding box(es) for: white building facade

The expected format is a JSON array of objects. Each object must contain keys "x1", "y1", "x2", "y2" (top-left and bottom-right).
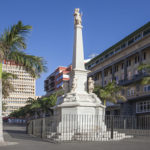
[{"x1": 2, "y1": 62, "x2": 36, "y2": 116}]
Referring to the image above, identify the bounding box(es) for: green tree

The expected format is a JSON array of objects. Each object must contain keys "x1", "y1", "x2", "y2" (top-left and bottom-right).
[
  {"x1": 138, "y1": 63, "x2": 150, "y2": 84},
  {"x1": 40, "y1": 92, "x2": 60, "y2": 116},
  {"x1": 0, "y1": 21, "x2": 47, "y2": 142},
  {"x1": 94, "y1": 81, "x2": 126, "y2": 105},
  {"x1": 2, "y1": 102, "x2": 7, "y2": 112},
  {"x1": 9, "y1": 92, "x2": 60, "y2": 119},
  {"x1": 2, "y1": 72, "x2": 17, "y2": 98}
]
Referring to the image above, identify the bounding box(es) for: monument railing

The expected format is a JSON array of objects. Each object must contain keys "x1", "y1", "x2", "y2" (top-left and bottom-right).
[{"x1": 26, "y1": 114, "x2": 150, "y2": 142}]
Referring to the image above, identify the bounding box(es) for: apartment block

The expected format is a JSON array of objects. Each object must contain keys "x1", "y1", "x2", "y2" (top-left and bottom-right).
[
  {"x1": 44, "y1": 66, "x2": 72, "y2": 96},
  {"x1": 86, "y1": 22, "x2": 150, "y2": 116},
  {"x1": 2, "y1": 61, "x2": 36, "y2": 116}
]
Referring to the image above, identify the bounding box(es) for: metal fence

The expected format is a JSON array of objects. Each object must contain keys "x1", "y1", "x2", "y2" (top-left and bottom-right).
[{"x1": 27, "y1": 115, "x2": 150, "y2": 142}]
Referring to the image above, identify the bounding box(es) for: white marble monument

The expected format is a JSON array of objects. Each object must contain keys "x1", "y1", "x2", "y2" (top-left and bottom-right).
[
  {"x1": 49, "y1": 8, "x2": 132, "y2": 141},
  {"x1": 55, "y1": 8, "x2": 105, "y2": 118},
  {"x1": 51, "y1": 9, "x2": 106, "y2": 141}
]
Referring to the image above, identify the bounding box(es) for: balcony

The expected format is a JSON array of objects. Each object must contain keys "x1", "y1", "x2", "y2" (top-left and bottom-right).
[
  {"x1": 127, "y1": 91, "x2": 150, "y2": 100},
  {"x1": 119, "y1": 72, "x2": 149, "y2": 86}
]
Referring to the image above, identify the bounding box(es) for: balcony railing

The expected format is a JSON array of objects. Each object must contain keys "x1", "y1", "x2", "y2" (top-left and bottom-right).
[
  {"x1": 119, "y1": 72, "x2": 149, "y2": 86},
  {"x1": 127, "y1": 91, "x2": 150, "y2": 100}
]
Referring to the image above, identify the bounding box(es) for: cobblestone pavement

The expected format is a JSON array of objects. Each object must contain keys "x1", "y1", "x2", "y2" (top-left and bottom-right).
[{"x1": 1, "y1": 124, "x2": 150, "y2": 150}]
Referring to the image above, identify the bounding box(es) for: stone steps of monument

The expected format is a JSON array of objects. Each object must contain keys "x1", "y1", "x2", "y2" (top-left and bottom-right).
[{"x1": 73, "y1": 132, "x2": 125, "y2": 138}]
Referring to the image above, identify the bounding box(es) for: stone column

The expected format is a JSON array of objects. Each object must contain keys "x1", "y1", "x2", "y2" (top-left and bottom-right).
[
  {"x1": 124, "y1": 59, "x2": 127, "y2": 80},
  {"x1": 138, "y1": 51, "x2": 142, "y2": 64},
  {"x1": 112, "y1": 65, "x2": 115, "y2": 81},
  {"x1": 101, "y1": 70, "x2": 104, "y2": 87}
]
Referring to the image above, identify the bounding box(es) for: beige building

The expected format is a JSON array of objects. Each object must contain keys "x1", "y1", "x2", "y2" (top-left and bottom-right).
[
  {"x1": 2, "y1": 62, "x2": 36, "y2": 116},
  {"x1": 86, "y1": 22, "x2": 150, "y2": 116}
]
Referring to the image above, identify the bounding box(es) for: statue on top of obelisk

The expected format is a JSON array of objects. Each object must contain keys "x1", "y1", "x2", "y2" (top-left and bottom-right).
[{"x1": 74, "y1": 8, "x2": 82, "y2": 25}]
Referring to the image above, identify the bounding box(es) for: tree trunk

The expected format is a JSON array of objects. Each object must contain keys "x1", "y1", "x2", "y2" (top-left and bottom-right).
[{"x1": 0, "y1": 63, "x2": 4, "y2": 142}]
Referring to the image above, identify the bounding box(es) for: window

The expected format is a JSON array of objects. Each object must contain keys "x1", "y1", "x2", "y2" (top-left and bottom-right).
[
  {"x1": 136, "y1": 85, "x2": 140, "y2": 91},
  {"x1": 121, "y1": 73, "x2": 124, "y2": 80},
  {"x1": 91, "y1": 63, "x2": 96, "y2": 67},
  {"x1": 127, "y1": 89, "x2": 130, "y2": 96},
  {"x1": 143, "y1": 28, "x2": 150, "y2": 36},
  {"x1": 143, "y1": 85, "x2": 150, "y2": 92},
  {"x1": 127, "y1": 88, "x2": 135, "y2": 96},
  {"x1": 115, "y1": 76, "x2": 119, "y2": 84},
  {"x1": 129, "y1": 59, "x2": 131, "y2": 66},
  {"x1": 135, "y1": 33, "x2": 141, "y2": 41},
  {"x1": 128, "y1": 38, "x2": 134, "y2": 45},
  {"x1": 121, "y1": 89, "x2": 125, "y2": 95},
  {"x1": 104, "y1": 70, "x2": 108, "y2": 77},
  {"x1": 99, "y1": 57, "x2": 103, "y2": 62},
  {"x1": 127, "y1": 59, "x2": 131, "y2": 67},
  {"x1": 88, "y1": 65, "x2": 91, "y2": 69},
  {"x1": 110, "y1": 68, "x2": 112, "y2": 74},
  {"x1": 94, "y1": 74, "x2": 99, "y2": 81},
  {"x1": 95, "y1": 60, "x2": 99, "y2": 64},
  {"x1": 136, "y1": 101, "x2": 150, "y2": 113},
  {"x1": 115, "y1": 46, "x2": 121, "y2": 53},
  {"x1": 138, "y1": 56, "x2": 140, "y2": 62},
  {"x1": 121, "y1": 63, "x2": 124, "y2": 70},
  {"x1": 135, "y1": 56, "x2": 137, "y2": 64},
  {"x1": 131, "y1": 89, "x2": 135, "y2": 96},
  {"x1": 105, "y1": 54, "x2": 109, "y2": 59},
  {"x1": 143, "y1": 52, "x2": 146, "y2": 60},
  {"x1": 121, "y1": 43, "x2": 126, "y2": 49},
  {"x1": 109, "y1": 51, "x2": 114, "y2": 56},
  {"x1": 115, "y1": 65, "x2": 118, "y2": 72}
]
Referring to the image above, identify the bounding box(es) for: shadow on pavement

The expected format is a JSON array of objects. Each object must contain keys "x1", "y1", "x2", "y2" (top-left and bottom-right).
[{"x1": 3, "y1": 124, "x2": 48, "y2": 143}]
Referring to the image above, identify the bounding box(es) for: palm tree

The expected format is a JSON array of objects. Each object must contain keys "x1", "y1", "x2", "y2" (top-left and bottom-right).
[
  {"x1": 0, "y1": 21, "x2": 47, "y2": 142},
  {"x1": 138, "y1": 63, "x2": 150, "y2": 84},
  {"x1": 9, "y1": 92, "x2": 60, "y2": 119},
  {"x1": 94, "y1": 81, "x2": 126, "y2": 105},
  {"x1": 2, "y1": 102, "x2": 7, "y2": 112},
  {"x1": 2, "y1": 72, "x2": 17, "y2": 99},
  {"x1": 40, "y1": 92, "x2": 59, "y2": 117}
]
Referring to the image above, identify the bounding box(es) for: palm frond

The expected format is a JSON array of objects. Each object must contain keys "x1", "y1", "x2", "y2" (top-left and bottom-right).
[
  {"x1": 7, "y1": 51, "x2": 47, "y2": 78},
  {"x1": 94, "y1": 80, "x2": 126, "y2": 104},
  {"x1": 0, "y1": 21, "x2": 32, "y2": 52},
  {"x1": 138, "y1": 63, "x2": 150, "y2": 71},
  {"x1": 2, "y1": 72, "x2": 17, "y2": 98},
  {"x1": 141, "y1": 77, "x2": 150, "y2": 85}
]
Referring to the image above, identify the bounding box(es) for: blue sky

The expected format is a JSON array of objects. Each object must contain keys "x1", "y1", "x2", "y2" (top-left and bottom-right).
[{"x1": 0, "y1": 0, "x2": 150, "y2": 96}]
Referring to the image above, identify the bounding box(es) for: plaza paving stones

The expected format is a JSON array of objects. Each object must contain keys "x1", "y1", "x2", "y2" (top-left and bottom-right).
[{"x1": 1, "y1": 124, "x2": 150, "y2": 150}]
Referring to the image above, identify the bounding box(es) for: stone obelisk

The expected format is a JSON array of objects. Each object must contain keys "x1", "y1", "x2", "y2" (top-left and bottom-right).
[{"x1": 55, "y1": 8, "x2": 105, "y2": 117}]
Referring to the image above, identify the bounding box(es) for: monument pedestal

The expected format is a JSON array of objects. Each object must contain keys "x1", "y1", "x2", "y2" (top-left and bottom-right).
[
  {"x1": 55, "y1": 92, "x2": 106, "y2": 116},
  {"x1": 47, "y1": 8, "x2": 132, "y2": 141},
  {"x1": 52, "y1": 92, "x2": 107, "y2": 140}
]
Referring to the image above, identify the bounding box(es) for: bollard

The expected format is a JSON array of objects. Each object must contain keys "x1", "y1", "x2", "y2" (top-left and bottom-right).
[
  {"x1": 124, "y1": 119, "x2": 127, "y2": 129},
  {"x1": 111, "y1": 116, "x2": 114, "y2": 139}
]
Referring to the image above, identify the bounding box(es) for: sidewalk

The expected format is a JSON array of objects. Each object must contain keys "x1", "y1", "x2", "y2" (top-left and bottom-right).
[{"x1": 1, "y1": 124, "x2": 150, "y2": 150}]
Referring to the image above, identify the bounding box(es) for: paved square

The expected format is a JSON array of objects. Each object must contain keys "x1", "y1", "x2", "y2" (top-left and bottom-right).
[{"x1": 1, "y1": 124, "x2": 150, "y2": 150}]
